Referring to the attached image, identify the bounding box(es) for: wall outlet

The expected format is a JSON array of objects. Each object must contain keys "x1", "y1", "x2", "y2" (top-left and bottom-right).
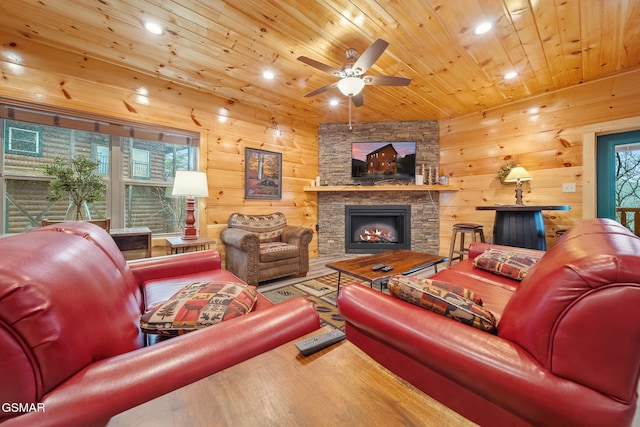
[{"x1": 562, "y1": 183, "x2": 576, "y2": 192}]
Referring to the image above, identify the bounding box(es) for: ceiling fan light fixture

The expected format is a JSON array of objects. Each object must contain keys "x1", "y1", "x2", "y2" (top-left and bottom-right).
[{"x1": 337, "y1": 77, "x2": 365, "y2": 97}]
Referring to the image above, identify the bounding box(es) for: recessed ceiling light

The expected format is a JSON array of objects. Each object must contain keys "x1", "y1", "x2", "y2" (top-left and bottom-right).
[
  {"x1": 262, "y1": 70, "x2": 275, "y2": 80},
  {"x1": 329, "y1": 99, "x2": 339, "y2": 106},
  {"x1": 142, "y1": 20, "x2": 164, "y2": 35},
  {"x1": 503, "y1": 71, "x2": 519, "y2": 80},
  {"x1": 474, "y1": 22, "x2": 492, "y2": 35}
]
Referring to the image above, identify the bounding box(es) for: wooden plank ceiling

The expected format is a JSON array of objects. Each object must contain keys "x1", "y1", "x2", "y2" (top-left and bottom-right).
[{"x1": 0, "y1": 0, "x2": 639, "y2": 127}]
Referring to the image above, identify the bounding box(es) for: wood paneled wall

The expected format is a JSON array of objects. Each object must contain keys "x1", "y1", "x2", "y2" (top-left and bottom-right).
[
  {"x1": 0, "y1": 42, "x2": 320, "y2": 257},
  {"x1": 438, "y1": 68, "x2": 640, "y2": 255},
  {"x1": 3, "y1": 38, "x2": 640, "y2": 260},
  {"x1": 205, "y1": 119, "x2": 319, "y2": 256}
]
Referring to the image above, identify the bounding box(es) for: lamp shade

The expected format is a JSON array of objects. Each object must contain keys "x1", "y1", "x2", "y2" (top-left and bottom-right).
[
  {"x1": 504, "y1": 166, "x2": 533, "y2": 183},
  {"x1": 337, "y1": 76, "x2": 365, "y2": 97},
  {"x1": 172, "y1": 170, "x2": 209, "y2": 197}
]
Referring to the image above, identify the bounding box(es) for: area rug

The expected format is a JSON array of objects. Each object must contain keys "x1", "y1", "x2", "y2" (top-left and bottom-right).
[{"x1": 260, "y1": 273, "x2": 367, "y2": 330}]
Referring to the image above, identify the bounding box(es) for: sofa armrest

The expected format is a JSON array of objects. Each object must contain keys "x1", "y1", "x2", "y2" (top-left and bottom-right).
[
  {"x1": 280, "y1": 225, "x2": 313, "y2": 247},
  {"x1": 4, "y1": 297, "x2": 320, "y2": 427},
  {"x1": 337, "y1": 284, "x2": 625, "y2": 426},
  {"x1": 468, "y1": 242, "x2": 545, "y2": 260},
  {"x1": 128, "y1": 250, "x2": 222, "y2": 285},
  {"x1": 220, "y1": 227, "x2": 260, "y2": 253}
]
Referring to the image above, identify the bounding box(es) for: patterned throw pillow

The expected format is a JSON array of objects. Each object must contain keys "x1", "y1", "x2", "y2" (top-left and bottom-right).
[
  {"x1": 397, "y1": 275, "x2": 484, "y2": 306},
  {"x1": 141, "y1": 281, "x2": 258, "y2": 336},
  {"x1": 473, "y1": 248, "x2": 540, "y2": 281},
  {"x1": 388, "y1": 275, "x2": 497, "y2": 333}
]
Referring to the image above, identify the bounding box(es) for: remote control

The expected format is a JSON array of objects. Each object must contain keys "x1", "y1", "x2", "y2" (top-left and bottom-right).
[
  {"x1": 381, "y1": 265, "x2": 394, "y2": 272},
  {"x1": 371, "y1": 264, "x2": 386, "y2": 271},
  {"x1": 295, "y1": 328, "x2": 346, "y2": 356}
]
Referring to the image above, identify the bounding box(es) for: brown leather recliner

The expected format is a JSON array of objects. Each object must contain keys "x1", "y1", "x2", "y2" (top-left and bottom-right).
[{"x1": 220, "y1": 212, "x2": 313, "y2": 285}]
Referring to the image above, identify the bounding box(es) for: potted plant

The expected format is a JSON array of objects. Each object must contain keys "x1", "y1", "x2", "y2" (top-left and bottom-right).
[{"x1": 42, "y1": 156, "x2": 107, "y2": 220}]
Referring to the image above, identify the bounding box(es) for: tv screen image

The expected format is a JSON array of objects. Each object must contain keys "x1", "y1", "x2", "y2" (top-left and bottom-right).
[{"x1": 351, "y1": 141, "x2": 416, "y2": 180}]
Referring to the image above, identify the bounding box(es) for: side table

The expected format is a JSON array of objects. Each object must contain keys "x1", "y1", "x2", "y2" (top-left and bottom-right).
[
  {"x1": 166, "y1": 236, "x2": 216, "y2": 254},
  {"x1": 475, "y1": 205, "x2": 570, "y2": 250}
]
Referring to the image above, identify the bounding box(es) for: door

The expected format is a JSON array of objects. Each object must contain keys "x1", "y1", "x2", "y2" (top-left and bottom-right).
[{"x1": 597, "y1": 130, "x2": 640, "y2": 234}]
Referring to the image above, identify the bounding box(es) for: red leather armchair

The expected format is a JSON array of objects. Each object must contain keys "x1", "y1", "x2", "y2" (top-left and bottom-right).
[
  {"x1": 338, "y1": 218, "x2": 640, "y2": 426},
  {"x1": 0, "y1": 222, "x2": 320, "y2": 426}
]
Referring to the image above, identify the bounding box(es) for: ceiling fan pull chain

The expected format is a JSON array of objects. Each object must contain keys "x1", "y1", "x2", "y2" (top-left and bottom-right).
[{"x1": 348, "y1": 97, "x2": 353, "y2": 130}]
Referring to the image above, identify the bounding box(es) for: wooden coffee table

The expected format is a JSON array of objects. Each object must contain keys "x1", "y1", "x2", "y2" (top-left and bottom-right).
[
  {"x1": 326, "y1": 249, "x2": 445, "y2": 293},
  {"x1": 107, "y1": 326, "x2": 476, "y2": 426}
]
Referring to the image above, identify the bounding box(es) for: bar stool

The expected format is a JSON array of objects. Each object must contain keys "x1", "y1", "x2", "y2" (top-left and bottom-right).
[{"x1": 448, "y1": 223, "x2": 485, "y2": 267}]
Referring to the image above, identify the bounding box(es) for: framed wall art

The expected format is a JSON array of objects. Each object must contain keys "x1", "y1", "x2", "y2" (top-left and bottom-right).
[{"x1": 245, "y1": 148, "x2": 282, "y2": 199}]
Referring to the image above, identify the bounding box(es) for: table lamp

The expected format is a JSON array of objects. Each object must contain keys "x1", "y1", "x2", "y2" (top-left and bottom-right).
[
  {"x1": 172, "y1": 170, "x2": 209, "y2": 240},
  {"x1": 504, "y1": 166, "x2": 533, "y2": 206}
]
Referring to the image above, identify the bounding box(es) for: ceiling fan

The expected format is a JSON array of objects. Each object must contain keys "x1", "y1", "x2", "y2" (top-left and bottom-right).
[{"x1": 297, "y1": 39, "x2": 412, "y2": 107}]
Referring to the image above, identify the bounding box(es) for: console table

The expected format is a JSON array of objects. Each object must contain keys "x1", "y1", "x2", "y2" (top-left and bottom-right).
[
  {"x1": 110, "y1": 227, "x2": 152, "y2": 259},
  {"x1": 476, "y1": 205, "x2": 570, "y2": 250}
]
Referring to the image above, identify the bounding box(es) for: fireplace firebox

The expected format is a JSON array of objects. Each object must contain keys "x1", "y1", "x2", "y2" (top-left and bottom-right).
[{"x1": 345, "y1": 205, "x2": 411, "y2": 254}]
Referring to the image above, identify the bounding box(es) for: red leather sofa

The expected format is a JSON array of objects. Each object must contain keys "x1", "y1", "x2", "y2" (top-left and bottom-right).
[
  {"x1": 338, "y1": 218, "x2": 640, "y2": 426},
  {"x1": 0, "y1": 222, "x2": 320, "y2": 426}
]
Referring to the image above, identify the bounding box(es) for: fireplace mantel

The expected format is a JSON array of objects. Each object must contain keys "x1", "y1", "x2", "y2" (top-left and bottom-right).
[{"x1": 304, "y1": 185, "x2": 458, "y2": 193}]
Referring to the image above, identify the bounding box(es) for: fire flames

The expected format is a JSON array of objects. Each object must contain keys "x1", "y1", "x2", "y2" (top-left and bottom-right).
[{"x1": 359, "y1": 228, "x2": 395, "y2": 243}]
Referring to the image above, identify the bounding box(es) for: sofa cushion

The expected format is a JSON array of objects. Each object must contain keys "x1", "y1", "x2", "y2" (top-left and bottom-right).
[
  {"x1": 260, "y1": 241, "x2": 299, "y2": 262},
  {"x1": 473, "y1": 248, "x2": 540, "y2": 281},
  {"x1": 388, "y1": 275, "x2": 497, "y2": 333},
  {"x1": 141, "y1": 281, "x2": 258, "y2": 336}
]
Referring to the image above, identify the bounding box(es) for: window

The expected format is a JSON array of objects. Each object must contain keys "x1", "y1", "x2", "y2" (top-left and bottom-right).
[
  {"x1": 93, "y1": 144, "x2": 110, "y2": 175},
  {"x1": 0, "y1": 104, "x2": 199, "y2": 235},
  {"x1": 131, "y1": 148, "x2": 150, "y2": 179},
  {"x1": 5, "y1": 124, "x2": 42, "y2": 156}
]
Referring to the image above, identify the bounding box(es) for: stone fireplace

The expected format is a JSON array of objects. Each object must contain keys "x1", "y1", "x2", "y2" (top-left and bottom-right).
[
  {"x1": 345, "y1": 205, "x2": 411, "y2": 253},
  {"x1": 317, "y1": 120, "x2": 440, "y2": 256}
]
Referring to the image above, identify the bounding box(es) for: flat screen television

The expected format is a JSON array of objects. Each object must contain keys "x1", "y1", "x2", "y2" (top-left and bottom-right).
[{"x1": 351, "y1": 141, "x2": 416, "y2": 181}]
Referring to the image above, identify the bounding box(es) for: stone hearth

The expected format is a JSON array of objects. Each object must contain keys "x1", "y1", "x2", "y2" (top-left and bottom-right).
[{"x1": 317, "y1": 120, "x2": 439, "y2": 256}]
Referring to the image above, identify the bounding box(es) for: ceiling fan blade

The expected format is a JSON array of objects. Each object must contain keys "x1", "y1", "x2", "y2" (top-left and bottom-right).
[
  {"x1": 351, "y1": 92, "x2": 364, "y2": 107},
  {"x1": 297, "y1": 56, "x2": 341, "y2": 75},
  {"x1": 304, "y1": 82, "x2": 337, "y2": 97},
  {"x1": 364, "y1": 75, "x2": 412, "y2": 86},
  {"x1": 352, "y1": 39, "x2": 389, "y2": 75}
]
